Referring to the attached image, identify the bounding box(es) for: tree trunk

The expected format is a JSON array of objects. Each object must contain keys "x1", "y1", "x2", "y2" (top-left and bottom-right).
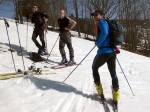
[{"x1": 73, "y1": 0, "x2": 81, "y2": 37}]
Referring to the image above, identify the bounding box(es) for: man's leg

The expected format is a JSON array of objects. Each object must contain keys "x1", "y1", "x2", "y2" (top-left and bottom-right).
[
  {"x1": 64, "y1": 31, "x2": 75, "y2": 65},
  {"x1": 66, "y1": 33, "x2": 74, "y2": 58},
  {"x1": 38, "y1": 29, "x2": 45, "y2": 48},
  {"x1": 107, "y1": 52, "x2": 120, "y2": 103},
  {"x1": 59, "y1": 37, "x2": 68, "y2": 64},
  {"x1": 66, "y1": 41, "x2": 75, "y2": 64},
  {"x1": 32, "y1": 30, "x2": 41, "y2": 49},
  {"x1": 66, "y1": 42, "x2": 74, "y2": 58},
  {"x1": 38, "y1": 29, "x2": 48, "y2": 55},
  {"x1": 92, "y1": 53, "x2": 110, "y2": 97},
  {"x1": 92, "y1": 54, "x2": 109, "y2": 85},
  {"x1": 107, "y1": 52, "x2": 119, "y2": 90},
  {"x1": 59, "y1": 38, "x2": 66, "y2": 57}
]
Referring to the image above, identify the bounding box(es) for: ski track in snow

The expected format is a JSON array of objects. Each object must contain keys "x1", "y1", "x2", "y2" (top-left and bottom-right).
[{"x1": 0, "y1": 19, "x2": 150, "y2": 112}]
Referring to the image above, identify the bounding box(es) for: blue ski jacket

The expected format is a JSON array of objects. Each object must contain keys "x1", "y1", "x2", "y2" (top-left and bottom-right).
[{"x1": 95, "y1": 18, "x2": 115, "y2": 54}]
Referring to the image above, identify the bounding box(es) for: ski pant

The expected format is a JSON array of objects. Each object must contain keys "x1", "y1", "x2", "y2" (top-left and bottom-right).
[
  {"x1": 92, "y1": 52, "x2": 119, "y2": 90},
  {"x1": 32, "y1": 28, "x2": 46, "y2": 49},
  {"x1": 59, "y1": 31, "x2": 74, "y2": 58}
]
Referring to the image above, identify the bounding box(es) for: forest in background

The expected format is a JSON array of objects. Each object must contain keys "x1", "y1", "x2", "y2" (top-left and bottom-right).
[{"x1": 0, "y1": 0, "x2": 150, "y2": 57}]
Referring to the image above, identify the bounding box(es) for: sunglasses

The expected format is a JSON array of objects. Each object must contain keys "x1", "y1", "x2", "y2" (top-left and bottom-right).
[
  {"x1": 93, "y1": 14, "x2": 98, "y2": 17},
  {"x1": 32, "y1": 6, "x2": 37, "y2": 8}
]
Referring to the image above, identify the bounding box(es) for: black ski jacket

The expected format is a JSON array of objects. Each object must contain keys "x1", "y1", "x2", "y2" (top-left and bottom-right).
[
  {"x1": 32, "y1": 11, "x2": 48, "y2": 29},
  {"x1": 58, "y1": 17, "x2": 71, "y2": 31}
]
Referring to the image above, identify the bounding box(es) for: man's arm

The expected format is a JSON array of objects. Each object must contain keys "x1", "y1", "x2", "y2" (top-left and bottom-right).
[
  {"x1": 44, "y1": 17, "x2": 48, "y2": 23},
  {"x1": 40, "y1": 12, "x2": 48, "y2": 23},
  {"x1": 69, "y1": 19, "x2": 77, "y2": 30},
  {"x1": 65, "y1": 18, "x2": 77, "y2": 30},
  {"x1": 95, "y1": 20, "x2": 109, "y2": 47}
]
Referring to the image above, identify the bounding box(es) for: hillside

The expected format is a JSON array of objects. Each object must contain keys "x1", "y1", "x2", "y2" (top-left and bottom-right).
[{"x1": 0, "y1": 19, "x2": 150, "y2": 112}]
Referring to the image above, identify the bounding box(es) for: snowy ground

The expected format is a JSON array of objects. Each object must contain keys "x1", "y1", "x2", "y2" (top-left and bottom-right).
[{"x1": 0, "y1": 19, "x2": 150, "y2": 112}]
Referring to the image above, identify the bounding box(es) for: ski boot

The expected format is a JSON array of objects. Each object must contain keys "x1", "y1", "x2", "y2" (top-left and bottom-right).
[
  {"x1": 28, "y1": 65, "x2": 36, "y2": 71},
  {"x1": 18, "y1": 69, "x2": 22, "y2": 73},
  {"x1": 38, "y1": 48, "x2": 45, "y2": 55},
  {"x1": 112, "y1": 87, "x2": 120, "y2": 110},
  {"x1": 67, "y1": 57, "x2": 76, "y2": 66},
  {"x1": 36, "y1": 68, "x2": 42, "y2": 75},
  {"x1": 60, "y1": 56, "x2": 68, "y2": 65},
  {"x1": 43, "y1": 48, "x2": 49, "y2": 55},
  {"x1": 18, "y1": 69, "x2": 28, "y2": 75},
  {"x1": 95, "y1": 84, "x2": 104, "y2": 99}
]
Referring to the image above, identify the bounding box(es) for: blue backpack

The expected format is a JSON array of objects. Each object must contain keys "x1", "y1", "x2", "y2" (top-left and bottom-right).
[{"x1": 106, "y1": 20, "x2": 124, "y2": 46}]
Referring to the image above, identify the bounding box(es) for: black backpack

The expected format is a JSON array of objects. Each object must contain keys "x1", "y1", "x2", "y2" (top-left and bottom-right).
[
  {"x1": 106, "y1": 20, "x2": 124, "y2": 46},
  {"x1": 28, "y1": 52, "x2": 44, "y2": 62}
]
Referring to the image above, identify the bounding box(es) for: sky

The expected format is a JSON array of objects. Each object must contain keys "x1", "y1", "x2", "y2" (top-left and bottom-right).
[
  {"x1": 0, "y1": 0, "x2": 89, "y2": 19},
  {"x1": 0, "y1": 0, "x2": 76, "y2": 19},
  {"x1": 0, "y1": 0, "x2": 15, "y2": 19}
]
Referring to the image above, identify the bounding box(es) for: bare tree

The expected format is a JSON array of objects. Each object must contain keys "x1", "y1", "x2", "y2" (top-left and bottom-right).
[{"x1": 73, "y1": 0, "x2": 81, "y2": 37}]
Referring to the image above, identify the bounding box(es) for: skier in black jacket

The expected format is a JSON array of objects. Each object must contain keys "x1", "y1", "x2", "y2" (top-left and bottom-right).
[
  {"x1": 31, "y1": 5, "x2": 48, "y2": 55},
  {"x1": 58, "y1": 10, "x2": 77, "y2": 65}
]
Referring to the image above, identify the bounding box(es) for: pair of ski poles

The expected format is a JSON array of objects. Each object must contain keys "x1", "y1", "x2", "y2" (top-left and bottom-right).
[{"x1": 3, "y1": 18, "x2": 26, "y2": 72}]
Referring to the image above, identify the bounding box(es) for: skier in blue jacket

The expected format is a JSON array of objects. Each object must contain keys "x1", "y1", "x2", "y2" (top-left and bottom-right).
[{"x1": 91, "y1": 10, "x2": 120, "y2": 105}]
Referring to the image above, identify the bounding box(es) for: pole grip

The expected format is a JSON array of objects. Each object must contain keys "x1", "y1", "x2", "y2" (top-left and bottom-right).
[{"x1": 4, "y1": 19, "x2": 9, "y2": 27}]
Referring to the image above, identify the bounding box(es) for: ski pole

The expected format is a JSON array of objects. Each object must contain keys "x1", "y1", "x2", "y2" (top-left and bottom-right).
[
  {"x1": 46, "y1": 36, "x2": 60, "y2": 61},
  {"x1": 44, "y1": 27, "x2": 48, "y2": 51},
  {"x1": 116, "y1": 58, "x2": 135, "y2": 96},
  {"x1": 15, "y1": 17, "x2": 26, "y2": 71},
  {"x1": 4, "y1": 19, "x2": 17, "y2": 72},
  {"x1": 26, "y1": 18, "x2": 28, "y2": 52},
  {"x1": 63, "y1": 46, "x2": 96, "y2": 83}
]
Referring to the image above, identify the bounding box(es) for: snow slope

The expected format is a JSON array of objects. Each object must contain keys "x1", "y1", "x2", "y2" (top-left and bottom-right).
[{"x1": 0, "y1": 19, "x2": 150, "y2": 112}]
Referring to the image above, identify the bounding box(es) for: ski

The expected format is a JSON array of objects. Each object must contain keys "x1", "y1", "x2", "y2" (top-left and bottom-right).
[
  {"x1": 0, "y1": 70, "x2": 55, "y2": 76},
  {"x1": 0, "y1": 72, "x2": 24, "y2": 76},
  {"x1": 51, "y1": 63, "x2": 78, "y2": 69},
  {"x1": 0, "y1": 74, "x2": 23, "y2": 80},
  {"x1": 112, "y1": 101, "x2": 118, "y2": 112},
  {"x1": 0, "y1": 69, "x2": 26, "y2": 76},
  {"x1": 100, "y1": 97, "x2": 110, "y2": 112},
  {"x1": 0, "y1": 66, "x2": 56, "y2": 80},
  {"x1": 0, "y1": 72, "x2": 22, "y2": 76},
  {"x1": 0, "y1": 71, "x2": 56, "y2": 80}
]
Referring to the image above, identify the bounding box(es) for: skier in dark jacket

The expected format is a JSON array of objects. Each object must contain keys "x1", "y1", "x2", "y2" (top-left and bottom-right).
[
  {"x1": 91, "y1": 10, "x2": 120, "y2": 106},
  {"x1": 58, "y1": 10, "x2": 77, "y2": 65},
  {"x1": 31, "y1": 5, "x2": 48, "y2": 55}
]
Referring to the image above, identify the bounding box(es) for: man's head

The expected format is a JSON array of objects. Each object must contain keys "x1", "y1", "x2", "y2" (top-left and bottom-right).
[
  {"x1": 60, "y1": 10, "x2": 65, "y2": 18},
  {"x1": 32, "y1": 5, "x2": 38, "y2": 13},
  {"x1": 91, "y1": 10, "x2": 104, "y2": 21}
]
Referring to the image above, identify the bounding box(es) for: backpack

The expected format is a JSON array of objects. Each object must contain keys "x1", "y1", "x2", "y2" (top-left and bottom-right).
[
  {"x1": 28, "y1": 52, "x2": 44, "y2": 62},
  {"x1": 106, "y1": 20, "x2": 124, "y2": 46}
]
